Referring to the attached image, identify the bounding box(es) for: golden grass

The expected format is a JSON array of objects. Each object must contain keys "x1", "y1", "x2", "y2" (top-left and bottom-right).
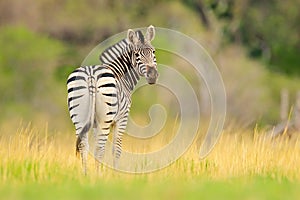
[{"x1": 0, "y1": 123, "x2": 299, "y2": 186}]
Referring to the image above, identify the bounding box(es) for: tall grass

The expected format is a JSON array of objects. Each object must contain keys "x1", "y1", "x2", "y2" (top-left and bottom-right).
[
  {"x1": 0, "y1": 123, "x2": 299, "y2": 187},
  {"x1": 0, "y1": 124, "x2": 79, "y2": 185}
]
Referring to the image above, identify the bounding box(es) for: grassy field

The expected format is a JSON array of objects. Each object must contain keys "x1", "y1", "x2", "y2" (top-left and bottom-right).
[{"x1": 0, "y1": 124, "x2": 300, "y2": 200}]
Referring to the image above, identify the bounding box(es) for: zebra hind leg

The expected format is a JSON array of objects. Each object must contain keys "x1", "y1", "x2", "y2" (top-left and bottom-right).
[
  {"x1": 76, "y1": 133, "x2": 89, "y2": 175},
  {"x1": 111, "y1": 122, "x2": 116, "y2": 156},
  {"x1": 93, "y1": 126, "x2": 103, "y2": 173}
]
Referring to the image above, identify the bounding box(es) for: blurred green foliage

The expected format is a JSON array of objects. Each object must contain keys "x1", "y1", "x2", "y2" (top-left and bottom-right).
[
  {"x1": 0, "y1": 26, "x2": 73, "y2": 129},
  {"x1": 0, "y1": 0, "x2": 299, "y2": 129},
  {"x1": 201, "y1": 0, "x2": 300, "y2": 76},
  {"x1": 0, "y1": 26, "x2": 64, "y2": 102}
]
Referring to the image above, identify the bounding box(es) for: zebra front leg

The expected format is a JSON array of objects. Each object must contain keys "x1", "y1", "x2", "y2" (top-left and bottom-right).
[
  {"x1": 113, "y1": 119, "x2": 127, "y2": 169},
  {"x1": 76, "y1": 133, "x2": 89, "y2": 175},
  {"x1": 94, "y1": 125, "x2": 110, "y2": 172},
  {"x1": 113, "y1": 132, "x2": 124, "y2": 169},
  {"x1": 113, "y1": 110, "x2": 129, "y2": 169}
]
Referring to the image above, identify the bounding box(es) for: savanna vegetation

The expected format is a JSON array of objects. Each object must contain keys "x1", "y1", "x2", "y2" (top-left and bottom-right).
[
  {"x1": 1, "y1": 124, "x2": 300, "y2": 199},
  {"x1": 0, "y1": 0, "x2": 300, "y2": 199}
]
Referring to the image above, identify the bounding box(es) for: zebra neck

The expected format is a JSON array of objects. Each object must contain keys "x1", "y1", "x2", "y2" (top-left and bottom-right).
[
  {"x1": 118, "y1": 69, "x2": 140, "y2": 92},
  {"x1": 100, "y1": 39, "x2": 140, "y2": 92},
  {"x1": 100, "y1": 39, "x2": 131, "y2": 77}
]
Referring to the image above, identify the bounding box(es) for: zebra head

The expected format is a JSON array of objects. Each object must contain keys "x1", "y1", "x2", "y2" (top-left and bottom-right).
[{"x1": 127, "y1": 25, "x2": 158, "y2": 85}]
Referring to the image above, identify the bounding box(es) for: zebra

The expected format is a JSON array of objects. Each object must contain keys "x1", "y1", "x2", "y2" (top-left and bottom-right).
[{"x1": 67, "y1": 25, "x2": 158, "y2": 174}]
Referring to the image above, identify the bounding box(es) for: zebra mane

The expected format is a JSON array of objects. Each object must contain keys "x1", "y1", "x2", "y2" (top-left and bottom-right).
[
  {"x1": 99, "y1": 38, "x2": 129, "y2": 65},
  {"x1": 99, "y1": 30, "x2": 146, "y2": 67},
  {"x1": 135, "y1": 30, "x2": 144, "y2": 44}
]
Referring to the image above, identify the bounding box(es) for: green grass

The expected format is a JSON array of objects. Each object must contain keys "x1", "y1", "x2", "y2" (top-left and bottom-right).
[{"x1": 1, "y1": 177, "x2": 300, "y2": 200}]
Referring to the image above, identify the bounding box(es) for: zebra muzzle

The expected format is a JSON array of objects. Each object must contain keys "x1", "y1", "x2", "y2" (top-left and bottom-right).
[{"x1": 146, "y1": 67, "x2": 158, "y2": 84}]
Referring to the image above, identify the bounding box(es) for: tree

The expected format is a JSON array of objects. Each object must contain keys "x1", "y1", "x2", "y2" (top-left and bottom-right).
[{"x1": 197, "y1": 0, "x2": 300, "y2": 76}]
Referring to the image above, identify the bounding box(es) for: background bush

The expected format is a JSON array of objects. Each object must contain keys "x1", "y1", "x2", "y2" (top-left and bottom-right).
[{"x1": 0, "y1": 0, "x2": 299, "y2": 131}]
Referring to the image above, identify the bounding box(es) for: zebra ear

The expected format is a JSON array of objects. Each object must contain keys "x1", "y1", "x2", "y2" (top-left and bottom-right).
[
  {"x1": 146, "y1": 25, "x2": 155, "y2": 42},
  {"x1": 127, "y1": 29, "x2": 139, "y2": 45}
]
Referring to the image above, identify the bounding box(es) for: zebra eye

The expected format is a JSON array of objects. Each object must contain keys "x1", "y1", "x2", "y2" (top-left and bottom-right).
[
  {"x1": 153, "y1": 50, "x2": 155, "y2": 53},
  {"x1": 135, "y1": 53, "x2": 139, "y2": 57}
]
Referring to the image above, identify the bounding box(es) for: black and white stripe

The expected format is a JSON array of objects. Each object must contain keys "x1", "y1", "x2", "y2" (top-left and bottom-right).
[{"x1": 67, "y1": 25, "x2": 158, "y2": 173}]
